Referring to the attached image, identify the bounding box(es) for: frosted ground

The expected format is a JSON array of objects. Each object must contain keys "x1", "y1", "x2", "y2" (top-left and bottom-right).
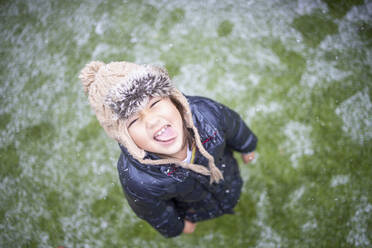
[{"x1": 0, "y1": 0, "x2": 371, "y2": 247}]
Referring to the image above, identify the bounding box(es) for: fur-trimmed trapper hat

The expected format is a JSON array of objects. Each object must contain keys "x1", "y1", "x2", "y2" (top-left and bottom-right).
[{"x1": 79, "y1": 61, "x2": 223, "y2": 184}]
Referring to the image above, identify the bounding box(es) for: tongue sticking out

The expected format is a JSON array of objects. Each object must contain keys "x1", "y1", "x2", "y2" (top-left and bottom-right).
[{"x1": 155, "y1": 126, "x2": 176, "y2": 142}]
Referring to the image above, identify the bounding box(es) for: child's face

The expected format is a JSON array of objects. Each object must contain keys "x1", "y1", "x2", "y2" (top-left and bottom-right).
[{"x1": 126, "y1": 96, "x2": 187, "y2": 160}]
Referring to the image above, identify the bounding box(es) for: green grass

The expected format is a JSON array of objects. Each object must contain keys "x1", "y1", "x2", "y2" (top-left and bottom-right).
[{"x1": 1, "y1": 0, "x2": 371, "y2": 247}]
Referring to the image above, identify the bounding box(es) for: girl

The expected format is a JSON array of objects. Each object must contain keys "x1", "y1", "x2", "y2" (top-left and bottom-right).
[{"x1": 79, "y1": 61, "x2": 257, "y2": 238}]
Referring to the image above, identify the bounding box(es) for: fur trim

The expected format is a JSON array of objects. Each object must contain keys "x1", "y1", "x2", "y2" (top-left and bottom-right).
[{"x1": 106, "y1": 69, "x2": 175, "y2": 119}]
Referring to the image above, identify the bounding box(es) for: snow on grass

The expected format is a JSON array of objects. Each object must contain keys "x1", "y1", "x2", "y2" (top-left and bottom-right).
[
  {"x1": 335, "y1": 88, "x2": 372, "y2": 145},
  {"x1": 282, "y1": 121, "x2": 313, "y2": 168},
  {"x1": 301, "y1": 219, "x2": 317, "y2": 232},
  {"x1": 175, "y1": 64, "x2": 211, "y2": 97},
  {"x1": 285, "y1": 186, "x2": 306, "y2": 209},
  {"x1": 245, "y1": 100, "x2": 283, "y2": 124},
  {"x1": 300, "y1": 58, "x2": 352, "y2": 89},
  {"x1": 255, "y1": 192, "x2": 284, "y2": 248},
  {"x1": 346, "y1": 197, "x2": 372, "y2": 247},
  {"x1": 295, "y1": 0, "x2": 328, "y2": 16},
  {"x1": 330, "y1": 175, "x2": 350, "y2": 187},
  {"x1": 248, "y1": 74, "x2": 261, "y2": 86}
]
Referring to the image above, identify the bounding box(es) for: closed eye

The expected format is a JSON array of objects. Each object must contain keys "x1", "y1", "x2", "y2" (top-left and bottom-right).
[
  {"x1": 128, "y1": 118, "x2": 138, "y2": 128},
  {"x1": 150, "y1": 99, "x2": 161, "y2": 108}
]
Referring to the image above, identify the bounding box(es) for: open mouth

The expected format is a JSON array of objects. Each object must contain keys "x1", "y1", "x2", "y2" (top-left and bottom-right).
[{"x1": 153, "y1": 124, "x2": 176, "y2": 143}]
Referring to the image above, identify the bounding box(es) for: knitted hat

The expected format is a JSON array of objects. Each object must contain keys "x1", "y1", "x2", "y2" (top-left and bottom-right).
[{"x1": 79, "y1": 61, "x2": 223, "y2": 184}]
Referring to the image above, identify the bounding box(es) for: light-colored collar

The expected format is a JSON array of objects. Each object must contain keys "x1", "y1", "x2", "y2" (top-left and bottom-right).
[{"x1": 182, "y1": 144, "x2": 192, "y2": 163}]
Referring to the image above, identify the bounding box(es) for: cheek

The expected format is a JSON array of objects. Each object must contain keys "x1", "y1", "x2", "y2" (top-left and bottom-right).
[
  {"x1": 128, "y1": 126, "x2": 152, "y2": 150},
  {"x1": 172, "y1": 108, "x2": 184, "y2": 129}
]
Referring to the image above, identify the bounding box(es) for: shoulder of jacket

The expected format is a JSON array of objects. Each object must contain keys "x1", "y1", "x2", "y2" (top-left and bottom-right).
[
  {"x1": 186, "y1": 95, "x2": 221, "y2": 109},
  {"x1": 186, "y1": 95, "x2": 224, "y2": 118},
  {"x1": 186, "y1": 95, "x2": 225, "y2": 128}
]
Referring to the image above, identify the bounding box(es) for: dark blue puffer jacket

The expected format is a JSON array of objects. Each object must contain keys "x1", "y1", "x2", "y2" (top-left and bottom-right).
[{"x1": 117, "y1": 95, "x2": 257, "y2": 238}]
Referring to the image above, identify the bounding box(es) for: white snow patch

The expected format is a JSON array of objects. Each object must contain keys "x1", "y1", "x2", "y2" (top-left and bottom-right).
[
  {"x1": 95, "y1": 14, "x2": 109, "y2": 36},
  {"x1": 256, "y1": 224, "x2": 283, "y2": 248},
  {"x1": 245, "y1": 100, "x2": 283, "y2": 124},
  {"x1": 282, "y1": 121, "x2": 314, "y2": 168},
  {"x1": 330, "y1": 175, "x2": 350, "y2": 187},
  {"x1": 254, "y1": 48, "x2": 282, "y2": 68},
  {"x1": 288, "y1": 186, "x2": 306, "y2": 206},
  {"x1": 345, "y1": 2, "x2": 372, "y2": 23},
  {"x1": 248, "y1": 74, "x2": 261, "y2": 86},
  {"x1": 300, "y1": 59, "x2": 352, "y2": 89},
  {"x1": 335, "y1": 88, "x2": 372, "y2": 145},
  {"x1": 302, "y1": 219, "x2": 318, "y2": 232},
  {"x1": 175, "y1": 64, "x2": 211, "y2": 97},
  {"x1": 212, "y1": 72, "x2": 248, "y2": 100},
  {"x1": 92, "y1": 43, "x2": 115, "y2": 59},
  {"x1": 346, "y1": 197, "x2": 372, "y2": 247},
  {"x1": 255, "y1": 192, "x2": 284, "y2": 248},
  {"x1": 295, "y1": 0, "x2": 328, "y2": 16},
  {"x1": 367, "y1": 1, "x2": 372, "y2": 15}
]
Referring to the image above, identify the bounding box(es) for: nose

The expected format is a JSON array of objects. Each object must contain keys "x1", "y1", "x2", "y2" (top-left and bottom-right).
[{"x1": 142, "y1": 110, "x2": 161, "y2": 129}]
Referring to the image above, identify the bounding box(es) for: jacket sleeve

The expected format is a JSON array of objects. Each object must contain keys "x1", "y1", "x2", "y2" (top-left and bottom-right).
[
  {"x1": 117, "y1": 155, "x2": 184, "y2": 238},
  {"x1": 218, "y1": 103, "x2": 257, "y2": 153}
]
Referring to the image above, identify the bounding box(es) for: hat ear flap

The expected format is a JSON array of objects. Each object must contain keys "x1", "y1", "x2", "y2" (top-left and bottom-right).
[
  {"x1": 116, "y1": 119, "x2": 146, "y2": 159},
  {"x1": 95, "y1": 103, "x2": 146, "y2": 160}
]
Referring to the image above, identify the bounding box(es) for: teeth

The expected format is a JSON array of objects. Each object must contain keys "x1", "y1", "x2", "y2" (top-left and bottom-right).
[{"x1": 155, "y1": 126, "x2": 167, "y2": 137}]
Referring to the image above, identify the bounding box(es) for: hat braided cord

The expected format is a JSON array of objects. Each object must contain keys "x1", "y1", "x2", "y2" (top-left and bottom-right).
[{"x1": 191, "y1": 126, "x2": 224, "y2": 184}]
